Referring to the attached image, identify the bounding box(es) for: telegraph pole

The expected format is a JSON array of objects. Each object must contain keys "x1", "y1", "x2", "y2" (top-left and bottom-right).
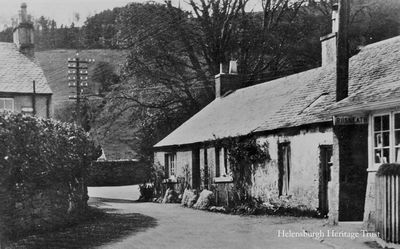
[{"x1": 67, "y1": 53, "x2": 94, "y2": 126}]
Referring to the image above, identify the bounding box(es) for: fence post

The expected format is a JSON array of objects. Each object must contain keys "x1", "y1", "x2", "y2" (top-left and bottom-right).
[{"x1": 376, "y1": 163, "x2": 400, "y2": 244}]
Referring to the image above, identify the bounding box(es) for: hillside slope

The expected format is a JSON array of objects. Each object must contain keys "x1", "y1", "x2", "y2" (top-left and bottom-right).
[{"x1": 36, "y1": 49, "x2": 138, "y2": 160}]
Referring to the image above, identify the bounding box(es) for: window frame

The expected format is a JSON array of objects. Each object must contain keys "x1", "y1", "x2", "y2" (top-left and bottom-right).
[
  {"x1": 165, "y1": 152, "x2": 177, "y2": 178},
  {"x1": 372, "y1": 113, "x2": 391, "y2": 165},
  {"x1": 370, "y1": 111, "x2": 400, "y2": 168},
  {"x1": 0, "y1": 98, "x2": 14, "y2": 112},
  {"x1": 214, "y1": 147, "x2": 233, "y2": 183}
]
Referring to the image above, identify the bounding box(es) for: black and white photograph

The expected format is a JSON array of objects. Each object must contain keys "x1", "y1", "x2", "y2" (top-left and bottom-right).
[{"x1": 0, "y1": 0, "x2": 399, "y2": 248}]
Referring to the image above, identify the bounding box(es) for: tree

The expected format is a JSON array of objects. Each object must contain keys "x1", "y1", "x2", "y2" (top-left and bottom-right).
[
  {"x1": 89, "y1": 0, "x2": 400, "y2": 160},
  {"x1": 82, "y1": 8, "x2": 121, "y2": 49},
  {"x1": 98, "y1": 0, "x2": 316, "y2": 160},
  {"x1": 0, "y1": 27, "x2": 13, "y2": 42},
  {"x1": 92, "y1": 61, "x2": 120, "y2": 95}
]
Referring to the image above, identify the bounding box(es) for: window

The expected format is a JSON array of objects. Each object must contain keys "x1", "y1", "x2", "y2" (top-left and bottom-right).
[
  {"x1": 278, "y1": 142, "x2": 291, "y2": 196},
  {"x1": 395, "y1": 113, "x2": 400, "y2": 162},
  {"x1": 372, "y1": 112, "x2": 400, "y2": 165},
  {"x1": 0, "y1": 98, "x2": 14, "y2": 112},
  {"x1": 215, "y1": 147, "x2": 231, "y2": 178},
  {"x1": 374, "y1": 114, "x2": 390, "y2": 164},
  {"x1": 164, "y1": 153, "x2": 176, "y2": 178}
]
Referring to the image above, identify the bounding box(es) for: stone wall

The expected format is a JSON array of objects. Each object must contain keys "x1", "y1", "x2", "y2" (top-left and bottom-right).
[
  {"x1": 10, "y1": 181, "x2": 87, "y2": 238},
  {"x1": 88, "y1": 160, "x2": 151, "y2": 186},
  {"x1": 251, "y1": 127, "x2": 333, "y2": 210}
]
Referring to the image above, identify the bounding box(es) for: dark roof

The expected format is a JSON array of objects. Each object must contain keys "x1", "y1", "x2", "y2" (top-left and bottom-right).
[
  {"x1": 155, "y1": 35, "x2": 400, "y2": 148},
  {"x1": 0, "y1": 42, "x2": 52, "y2": 94}
]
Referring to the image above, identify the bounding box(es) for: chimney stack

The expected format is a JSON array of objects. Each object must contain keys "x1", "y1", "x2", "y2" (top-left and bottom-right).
[
  {"x1": 215, "y1": 60, "x2": 242, "y2": 98},
  {"x1": 13, "y1": 3, "x2": 34, "y2": 57},
  {"x1": 320, "y1": 3, "x2": 338, "y2": 67},
  {"x1": 336, "y1": 0, "x2": 350, "y2": 101}
]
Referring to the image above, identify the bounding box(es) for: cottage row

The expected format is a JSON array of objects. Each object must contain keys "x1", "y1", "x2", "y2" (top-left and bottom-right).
[{"x1": 154, "y1": 5, "x2": 400, "y2": 228}]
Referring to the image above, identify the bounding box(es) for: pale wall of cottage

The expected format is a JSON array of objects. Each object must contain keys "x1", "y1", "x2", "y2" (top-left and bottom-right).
[
  {"x1": 154, "y1": 126, "x2": 333, "y2": 210},
  {"x1": 252, "y1": 128, "x2": 333, "y2": 210},
  {"x1": 154, "y1": 150, "x2": 193, "y2": 184},
  {"x1": 13, "y1": 95, "x2": 51, "y2": 118}
]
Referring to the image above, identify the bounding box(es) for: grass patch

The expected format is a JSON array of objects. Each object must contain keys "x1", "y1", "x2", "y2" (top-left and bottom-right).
[{"x1": 8, "y1": 207, "x2": 157, "y2": 249}]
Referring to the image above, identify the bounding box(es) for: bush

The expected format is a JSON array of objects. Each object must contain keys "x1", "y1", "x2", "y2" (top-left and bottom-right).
[
  {"x1": 377, "y1": 163, "x2": 400, "y2": 176},
  {"x1": 138, "y1": 184, "x2": 154, "y2": 201},
  {"x1": 229, "y1": 197, "x2": 320, "y2": 217},
  {"x1": 0, "y1": 113, "x2": 101, "y2": 240}
]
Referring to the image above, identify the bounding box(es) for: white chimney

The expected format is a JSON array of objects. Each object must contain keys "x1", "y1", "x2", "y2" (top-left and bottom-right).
[
  {"x1": 228, "y1": 60, "x2": 238, "y2": 74},
  {"x1": 13, "y1": 3, "x2": 34, "y2": 57},
  {"x1": 215, "y1": 60, "x2": 241, "y2": 98},
  {"x1": 332, "y1": 3, "x2": 339, "y2": 33},
  {"x1": 320, "y1": 3, "x2": 338, "y2": 67}
]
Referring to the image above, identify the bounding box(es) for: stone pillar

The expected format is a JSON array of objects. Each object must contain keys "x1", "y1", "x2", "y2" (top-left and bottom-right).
[
  {"x1": 328, "y1": 127, "x2": 340, "y2": 225},
  {"x1": 363, "y1": 170, "x2": 377, "y2": 231}
]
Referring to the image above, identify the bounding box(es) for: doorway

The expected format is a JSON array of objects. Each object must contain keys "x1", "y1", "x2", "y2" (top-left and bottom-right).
[
  {"x1": 319, "y1": 145, "x2": 332, "y2": 217},
  {"x1": 192, "y1": 149, "x2": 201, "y2": 189}
]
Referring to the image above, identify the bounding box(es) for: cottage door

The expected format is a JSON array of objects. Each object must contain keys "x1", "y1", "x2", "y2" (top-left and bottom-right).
[
  {"x1": 192, "y1": 149, "x2": 201, "y2": 189},
  {"x1": 319, "y1": 145, "x2": 332, "y2": 217},
  {"x1": 278, "y1": 142, "x2": 290, "y2": 196}
]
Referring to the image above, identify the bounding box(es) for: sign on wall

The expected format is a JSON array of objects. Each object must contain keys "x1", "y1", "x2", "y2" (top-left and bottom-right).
[{"x1": 333, "y1": 116, "x2": 368, "y2": 125}]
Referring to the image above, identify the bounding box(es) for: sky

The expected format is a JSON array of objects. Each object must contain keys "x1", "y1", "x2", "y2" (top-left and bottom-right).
[
  {"x1": 0, "y1": 0, "x2": 157, "y2": 29},
  {"x1": 0, "y1": 0, "x2": 263, "y2": 31}
]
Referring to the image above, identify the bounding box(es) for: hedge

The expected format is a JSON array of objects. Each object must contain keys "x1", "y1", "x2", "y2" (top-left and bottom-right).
[
  {"x1": 0, "y1": 113, "x2": 101, "y2": 241},
  {"x1": 376, "y1": 163, "x2": 400, "y2": 176},
  {"x1": 88, "y1": 160, "x2": 151, "y2": 186}
]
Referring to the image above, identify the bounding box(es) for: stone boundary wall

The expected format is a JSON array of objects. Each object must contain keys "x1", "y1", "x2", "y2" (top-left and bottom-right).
[
  {"x1": 88, "y1": 160, "x2": 151, "y2": 186},
  {"x1": 10, "y1": 181, "x2": 87, "y2": 238}
]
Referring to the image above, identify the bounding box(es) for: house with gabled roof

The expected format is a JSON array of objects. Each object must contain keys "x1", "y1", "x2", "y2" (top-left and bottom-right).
[
  {"x1": 0, "y1": 3, "x2": 52, "y2": 118},
  {"x1": 154, "y1": 5, "x2": 400, "y2": 223}
]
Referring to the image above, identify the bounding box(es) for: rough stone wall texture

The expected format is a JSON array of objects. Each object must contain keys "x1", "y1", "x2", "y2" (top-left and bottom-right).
[
  {"x1": 363, "y1": 171, "x2": 376, "y2": 231},
  {"x1": 9, "y1": 180, "x2": 87, "y2": 238},
  {"x1": 329, "y1": 129, "x2": 340, "y2": 225},
  {"x1": 88, "y1": 160, "x2": 150, "y2": 186},
  {"x1": 251, "y1": 127, "x2": 333, "y2": 210},
  {"x1": 154, "y1": 152, "x2": 164, "y2": 167}
]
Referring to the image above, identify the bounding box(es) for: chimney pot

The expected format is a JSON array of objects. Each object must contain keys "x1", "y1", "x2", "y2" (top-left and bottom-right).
[
  {"x1": 228, "y1": 60, "x2": 238, "y2": 74},
  {"x1": 13, "y1": 3, "x2": 34, "y2": 57},
  {"x1": 320, "y1": 3, "x2": 339, "y2": 67},
  {"x1": 215, "y1": 61, "x2": 242, "y2": 98},
  {"x1": 332, "y1": 3, "x2": 339, "y2": 33}
]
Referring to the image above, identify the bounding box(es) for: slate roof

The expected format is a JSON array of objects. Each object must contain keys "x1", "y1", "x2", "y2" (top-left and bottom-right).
[
  {"x1": 155, "y1": 35, "x2": 400, "y2": 148},
  {"x1": 0, "y1": 42, "x2": 52, "y2": 94},
  {"x1": 330, "y1": 36, "x2": 400, "y2": 113}
]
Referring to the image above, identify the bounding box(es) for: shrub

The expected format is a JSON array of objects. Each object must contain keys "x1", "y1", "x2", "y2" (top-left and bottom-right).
[
  {"x1": 138, "y1": 184, "x2": 154, "y2": 201},
  {"x1": 376, "y1": 163, "x2": 400, "y2": 176},
  {"x1": 0, "y1": 113, "x2": 101, "y2": 240}
]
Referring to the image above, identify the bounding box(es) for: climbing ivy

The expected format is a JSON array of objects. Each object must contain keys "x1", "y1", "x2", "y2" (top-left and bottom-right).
[{"x1": 213, "y1": 136, "x2": 270, "y2": 204}]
